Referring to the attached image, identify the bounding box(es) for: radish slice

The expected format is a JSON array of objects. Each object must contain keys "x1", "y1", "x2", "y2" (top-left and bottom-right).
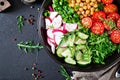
[
  {"x1": 53, "y1": 29, "x2": 64, "y2": 36},
  {"x1": 48, "y1": 6, "x2": 54, "y2": 12},
  {"x1": 54, "y1": 35, "x2": 64, "y2": 45},
  {"x1": 45, "y1": 17, "x2": 52, "y2": 29},
  {"x1": 52, "y1": 15, "x2": 62, "y2": 29},
  {"x1": 53, "y1": 30, "x2": 64, "y2": 45},
  {"x1": 47, "y1": 29, "x2": 54, "y2": 39},
  {"x1": 49, "y1": 12, "x2": 58, "y2": 20},
  {"x1": 47, "y1": 38, "x2": 56, "y2": 54},
  {"x1": 64, "y1": 23, "x2": 78, "y2": 32}
]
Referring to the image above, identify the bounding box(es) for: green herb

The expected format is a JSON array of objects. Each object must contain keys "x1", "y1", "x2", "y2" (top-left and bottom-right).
[
  {"x1": 16, "y1": 15, "x2": 24, "y2": 32},
  {"x1": 43, "y1": 10, "x2": 50, "y2": 17},
  {"x1": 75, "y1": 5, "x2": 80, "y2": 9},
  {"x1": 95, "y1": 3, "x2": 104, "y2": 11},
  {"x1": 52, "y1": 0, "x2": 80, "y2": 23},
  {"x1": 17, "y1": 41, "x2": 43, "y2": 53},
  {"x1": 60, "y1": 66, "x2": 71, "y2": 80},
  {"x1": 87, "y1": 32, "x2": 117, "y2": 64}
]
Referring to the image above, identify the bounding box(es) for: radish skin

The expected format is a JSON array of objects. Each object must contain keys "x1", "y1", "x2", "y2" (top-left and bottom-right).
[
  {"x1": 45, "y1": 17, "x2": 52, "y2": 29},
  {"x1": 52, "y1": 15, "x2": 62, "y2": 29}
]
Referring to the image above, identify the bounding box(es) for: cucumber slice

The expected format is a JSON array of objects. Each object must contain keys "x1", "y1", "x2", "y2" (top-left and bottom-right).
[
  {"x1": 65, "y1": 57, "x2": 76, "y2": 65},
  {"x1": 76, "y1": 44, "x2": 86, "y2": 50},
  {"x1": 61, "y1": 48, "x2": 72, "y2": 57},
  {"x1": 67, "y1": 34, "x2": 75, "y2": 46},
  {"x1": 75, "y1": 37, "x2": 86, "y2": 44},
  {"x1": 77, "y1": 60, "x2": 91, "y2": 65},
  {"x1": 76, "y1": 32, "x2": 89, "y2": 40},
  {"x1": 56, "y1": 47, "x2": 67, "y2": 58},
  {"x1": 75, "y1": 51, "x2": 82, "y2": 61}
]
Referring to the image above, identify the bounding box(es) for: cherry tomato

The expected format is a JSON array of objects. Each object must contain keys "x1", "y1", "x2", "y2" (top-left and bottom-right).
[
  {"x1": 82, "y1": 17, "x2": 92, "y2": 28},
  {"x1": 107, "y1": 12, "x2": 120, "y2": 21},
  {"x1": 91, "y1": 22, "x2": 105, "y2": 35},
  {"x1": 110, "y1": 30, "x2": 120, "y2": 44},
  {"x1": 104, "y1": 4, "x2": 118, "y2": 14},
  {"x1": 102, "y1": 0, "x2": 113, "y2": 4},
  {"x1": 93, "y1": 11, "x2": 106, "y2": 21},
  {"x1": 117, "y1": 18, "x2": 120, "y2": 29}
]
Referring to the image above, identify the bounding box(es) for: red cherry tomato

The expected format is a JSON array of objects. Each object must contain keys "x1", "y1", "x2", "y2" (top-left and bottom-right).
[
  {"x1": 91, "y1": 22, "x2": 105, "y2": 35},
  {"x1": 93, "y1": 11, "x2": 106, "y2": 21},
  {"x1": 82, "y1": 17, "x2": 92, "y2": 28},
  {"x1": 107, "y1": 12, "x2": 120, "y2": 21},
  {"x1": 104, "y1": 4, "x2": 118, "y2": 14},
  {"x1": 117, "y1": 18, "x2": 120, "y2": 29},
  {"x1": 110, "y1": 30, "x2": 120, "y2": 44},
  {"x1": 102, "y1": 0, "x2": 113, "y2": 4},
  {"x1": 103, "y1": 22, "x2": 110, "y2": 30}
]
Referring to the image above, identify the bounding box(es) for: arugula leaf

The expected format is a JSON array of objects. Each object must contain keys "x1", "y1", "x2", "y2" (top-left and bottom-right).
[
  {"x1": 17, "y1": 41, "x2": 43, "y2": 53},
  {"x1": 16, "y1": 15, "x2": 24, "y2": 32},
  {"x1": 60, "y1": 66, "x2": 71, "y2": 80},
  {"x1": 95, "y1": 3, "x2": 104, "y2": 11}
]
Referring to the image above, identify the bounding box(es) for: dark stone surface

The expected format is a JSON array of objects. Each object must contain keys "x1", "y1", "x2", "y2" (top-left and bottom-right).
[{"x1": 0, "y1": 0, "x2": 65, "y2": 80}]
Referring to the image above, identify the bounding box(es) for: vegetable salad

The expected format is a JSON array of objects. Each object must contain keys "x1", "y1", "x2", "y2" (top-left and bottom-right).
[{"x1": 43, "y1": 0, "x2": 120, "y2": 65}]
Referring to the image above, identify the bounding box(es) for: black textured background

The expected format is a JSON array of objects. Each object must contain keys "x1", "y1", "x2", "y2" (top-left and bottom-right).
[{"x1": 0, "y1": 0, "x2": 65, "y2": 80}]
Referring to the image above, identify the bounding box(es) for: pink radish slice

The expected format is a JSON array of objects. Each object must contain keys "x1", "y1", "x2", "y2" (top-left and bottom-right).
[
  {"x1": 45, "y1": 17, "x2": 52, "y2": 29},
  {"x1": 48, "y1": 6, "x2": 54, "y2": 12},
  {"x1": 54, "y1": 35, "x2": 63, "y2": 45},
  {"x1": 49, "y1": 12, "x2": 58, "y2": 20},
  {"x1": 63, "y1": 23, "x2": 68, "y2": 33},
  {"x1": 52, "y1": 15, "x2": 62, "y2": 29},
  {"x1": 64, "y1": 23, "x2": 78, "y2": 32},
  {"x1": 47, "y1": 38, "x2": 56, "y2": 54},
  {"x1": 52, "y1": 29, "x2": 64, "y2": 36},
  {"x1": 47, "y1": 37, "x2": 56, "y2": 45},
  {"x1": 47, "y1": 29, "x2": 54, "y2": 39}
]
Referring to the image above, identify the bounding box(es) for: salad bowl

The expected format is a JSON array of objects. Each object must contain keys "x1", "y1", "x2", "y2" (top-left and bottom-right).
[{"x1": 38, "y1": 0, "x2": 120, "y2": 72}]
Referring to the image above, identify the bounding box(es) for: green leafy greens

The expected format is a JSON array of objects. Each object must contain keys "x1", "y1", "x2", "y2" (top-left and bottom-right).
[
  {"x1": 52, "y1": 0, "x2": 80, "y2": 23},
  {"x1": 16, "y1": 15, "x2": 24, "y2": 32},
  {"x1": 17, "y1": 41, "x2": 43, "y2": 53},
  {"x1": 60, "y1": 66, "x2": 71, "y2": 80}
]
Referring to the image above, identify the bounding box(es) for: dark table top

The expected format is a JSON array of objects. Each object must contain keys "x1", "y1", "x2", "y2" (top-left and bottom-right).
[{"x1": 0, "y1": 0, "x2": 65, "y2": 80}]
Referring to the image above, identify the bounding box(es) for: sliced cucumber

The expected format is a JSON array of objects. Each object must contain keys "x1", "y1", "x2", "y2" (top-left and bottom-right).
[
  {"x1": 76, "y1": 32, "x2": 89, "y2": 40},
  {"x1": 75, "y1": 50, "x2": 82, "y2": 61},
  {"x1": 76, "y1": 44, "x2": 86, "y2": 50},
  {"x1": 61, "y1": 48, "x2": 72, "y2": 57},
  {"x1": 56, "y1": 47, "x2": 66, "y2": 58},
  {"x1": 67, "y1": 34, "x2": 75, "y2": 46},
  {"x1": 65, "y1": 57, "x2": 76, "y2": 65},
  {"x1": 77, "y1": 59, "x2": 91, "y2": 65},
  {"x1": 75, "y1": 37, "x2": 86, "y2": 44}
]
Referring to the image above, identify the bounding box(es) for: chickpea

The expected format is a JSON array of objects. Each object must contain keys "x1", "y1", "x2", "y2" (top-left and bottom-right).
[
  {"x1": 86, "y1": 10, "x2": 90, "y2": 15},
  {"x1": 86, "y1": 0, "x2": 90, "y2": 3},
  {"x1": 90, "y1": 2, "x2": 94, "y2": 6},
  {"x1": 71, "y1": 0, "x2": 75, "y2": 4},
  {"x1": 79, "y1": 8, "x2": 83, "y2": 11},
  {"x1": 75, "y1": 3, "x2": 79, "y2": 6},
  {"x1": 94, "y1": 4, "x2": 98, "y2": 8},
  {"x1": 76, "y1": 0, "x2": 81, "y2": 3},
  {"x1": 91, "y1": 7, "x2": 95, "y2": 12},
  {"x1": 77, "y1": 11, "x2": 81, "y2": 15},
  {"x1": 69, "y1": 3, "x2": 75, "y2": 7},
  {"x1": 80, "y1": 15, "x2": 84, "y2": 19},
  {"x1": 91, "y1": 11, "x2": 94, "y2": 15},
  {"x1": 81, "y1": 11, "x2": 85, "y2": 15},
  {"x1": 79, "y1": 2, "x2": 84, "y2": 7},
  {"x1": 84, "y1": 14, "x2": 87, "y2": 17},
  {"x1": 87, "y1": 5, "x2": 91, "y2": 9},
  {"x1": 97, "y1": 0, "x2": 101, "y2": 2},
  {"x1": 83, "y1": 6, "x2": 87, "y2": 10},
  {"x1": 81, "y1": 0, "x2": 85, "y2": 1},
  {"x1": 91, "y1": 0, "x2": 96, "y2": 2}
]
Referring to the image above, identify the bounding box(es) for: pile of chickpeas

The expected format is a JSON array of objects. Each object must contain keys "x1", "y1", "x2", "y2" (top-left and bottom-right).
[{"x1": 68, "y1": 0, "x2": 101, "y2": 19}]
